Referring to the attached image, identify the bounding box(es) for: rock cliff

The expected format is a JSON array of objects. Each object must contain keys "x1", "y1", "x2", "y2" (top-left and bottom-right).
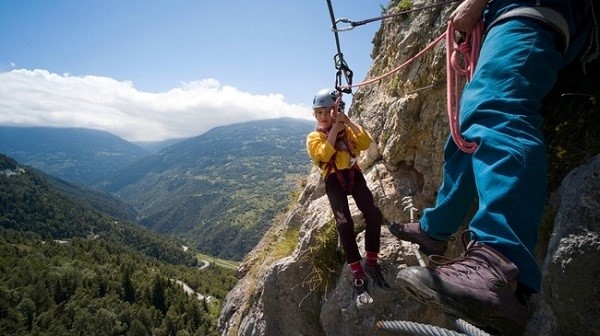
[{"x1": 218, "y1": 1, "x2": 599, "y2": 335}]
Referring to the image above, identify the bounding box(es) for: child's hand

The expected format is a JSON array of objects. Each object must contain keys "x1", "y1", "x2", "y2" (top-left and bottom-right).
[
  {"x1": 331, "y1": 120, "x2": 345, "y2": 134},
  {"x1": 332, "y1": 111, "x2": 349, "y2": 124}
]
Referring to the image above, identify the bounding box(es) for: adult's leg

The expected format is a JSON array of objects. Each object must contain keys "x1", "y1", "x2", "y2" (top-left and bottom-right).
[
  {"x1": 395, "y1": 17, "x2": 566, "y2": 336},
  {"x1": 460, "y1": 19, "x2": 562, "y2": 292},
  {"x1": 420, "y1": 139, "x2": 478, "y2": 240}
]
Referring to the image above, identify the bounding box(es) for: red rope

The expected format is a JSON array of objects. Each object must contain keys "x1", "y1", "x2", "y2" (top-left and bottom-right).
[
  {"x1": 346, "y1": 32, "x2": 446, "y2": 88},
  {"x1": 446, "y1": 21, "x2": 482, "y2": 153}
]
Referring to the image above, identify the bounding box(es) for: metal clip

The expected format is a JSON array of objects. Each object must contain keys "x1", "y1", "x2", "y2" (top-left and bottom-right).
[{"x1": 331, "y1": 18, "x2": 354, "y2": 32}]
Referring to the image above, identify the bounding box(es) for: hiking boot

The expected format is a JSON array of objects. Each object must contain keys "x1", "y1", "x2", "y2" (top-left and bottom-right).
[
  {"x1": 353, "y1": 277, "x2": 373, "y2": 307},
  {"x1": 364, "y1": 263, "x2": 391, "y2": 290},
  {"x1": 388, "y1": 221, "x2": 448, "y2": 255},
  {"x1": 396, "y1": 232, "x2": 528, "y2": 335}
]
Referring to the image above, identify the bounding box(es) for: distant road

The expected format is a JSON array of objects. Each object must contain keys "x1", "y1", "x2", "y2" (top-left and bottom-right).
[
  {"x1": 182, "y1": 246, "x2": 240, "y2": 270},
  {"x1": 196, "y1": 253, "x2": 240, "y2": 270},
  {"x1": 171, "y1": 279, "x2": 215, "y2": 303},
  {"x1": 198, "y1": 259, "x2": 210, "y2": 269}
]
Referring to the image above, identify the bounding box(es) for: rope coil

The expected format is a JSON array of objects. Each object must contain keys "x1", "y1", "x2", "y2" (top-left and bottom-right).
[{"x1": 446, "y1": 21, "x2": 482, "y2": 153}]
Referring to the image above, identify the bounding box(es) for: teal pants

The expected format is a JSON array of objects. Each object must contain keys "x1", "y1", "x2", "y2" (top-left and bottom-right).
[{"x1": 420, "y1": 18, "x2": 563, "y2": 292}]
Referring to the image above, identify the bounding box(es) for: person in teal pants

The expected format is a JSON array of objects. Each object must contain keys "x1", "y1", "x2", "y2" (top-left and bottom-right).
[{"x1": 389, "y1": 0, "x2": 593, "y2": 334}]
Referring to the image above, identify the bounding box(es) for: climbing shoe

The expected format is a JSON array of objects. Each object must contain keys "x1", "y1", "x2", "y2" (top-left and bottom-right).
[
  {"x1": 364, "y1": 263, "x2": 391, "y2": 290},
  {"x1": 396, "y1": 232, "x2": 528, "y2": 335},
  {"x1": 388, "y1": 221, "x2": 448, "y2": 255},
  {"x1": 353, "y1": 277, "x2": 373, "y2": 307}
]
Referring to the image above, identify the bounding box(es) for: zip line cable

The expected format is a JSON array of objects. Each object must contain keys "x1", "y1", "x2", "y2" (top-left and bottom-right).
[
  {"x1": 332, "y1": 0, "x2": 461, "y2": 32},
  {"x1": 325, "y1": 0, "x2": 460, "y2": 94}
]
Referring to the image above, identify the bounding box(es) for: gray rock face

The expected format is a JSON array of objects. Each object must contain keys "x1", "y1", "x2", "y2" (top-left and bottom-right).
[
  {"x1": 218, "y1": 0, "x2": 599, "y2": 335},
  {"x1": 529, "y1": 155, "x2": 600, "y2": 336}
]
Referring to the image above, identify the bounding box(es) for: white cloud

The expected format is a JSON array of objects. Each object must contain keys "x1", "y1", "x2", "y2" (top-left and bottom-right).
[{"x1": 0, "y1": 69, "x2": 313, "y2": 142}]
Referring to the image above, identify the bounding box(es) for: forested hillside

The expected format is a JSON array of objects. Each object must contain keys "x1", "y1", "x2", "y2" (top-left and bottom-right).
[
  {"x1": 96, "y1": 118, "x2": 314, "y2": 260},
  {"x1": 0, "y1": 154, "x2": 237, "y2": 335}
]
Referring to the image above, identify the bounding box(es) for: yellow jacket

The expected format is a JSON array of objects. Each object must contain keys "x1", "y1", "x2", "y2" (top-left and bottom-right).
[{"x1": 306, "y1": 125, "x2": 372, "y2": 178}]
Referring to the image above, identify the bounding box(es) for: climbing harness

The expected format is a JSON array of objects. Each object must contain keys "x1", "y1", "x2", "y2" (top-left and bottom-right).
[
  {"x1": 486, "y1": 6, "x2": 570, "y2": 54},
  {"x1": 317, "y1": 126, "x2": 360, "y2": 194}
]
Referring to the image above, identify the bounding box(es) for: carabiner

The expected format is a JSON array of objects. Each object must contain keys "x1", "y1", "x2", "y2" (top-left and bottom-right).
[
  {"x1": 335, "y1": 69, "x2": 353, "y2": 94},
  {"x1": 331, "y1": 18, "x2": 355, "y2": 32},
  {"x1": 333, "y1": 53, "x2": 349, "y2": 71}
]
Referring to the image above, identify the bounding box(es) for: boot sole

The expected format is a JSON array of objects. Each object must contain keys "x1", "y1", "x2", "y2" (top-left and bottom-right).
[{"x1": 397, "y1": 272, "x2": 525, "y2": 335}]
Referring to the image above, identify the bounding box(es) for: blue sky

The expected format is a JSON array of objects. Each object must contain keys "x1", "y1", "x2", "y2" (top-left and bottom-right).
[{"x1": 0, "y1": 1, "x2": 383, "y2": 141}]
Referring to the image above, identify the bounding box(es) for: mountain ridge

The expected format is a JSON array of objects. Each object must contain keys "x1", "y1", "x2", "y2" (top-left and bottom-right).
[
  {"x1": 0, "y1": 118, "x2": 315, "y2": 260},
  {"x1": 0, "y1": 126, "x2": 148, "y2": 185}
]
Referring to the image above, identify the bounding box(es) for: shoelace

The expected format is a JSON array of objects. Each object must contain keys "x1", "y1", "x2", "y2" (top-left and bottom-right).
[{"x1": 428, "y1": 231, "x2": 508, "y2": 283}]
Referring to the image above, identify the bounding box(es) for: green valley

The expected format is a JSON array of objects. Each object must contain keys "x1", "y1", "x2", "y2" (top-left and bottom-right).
[{"x1": 0, "y1": 154, "x2": 238, "y2": 335}]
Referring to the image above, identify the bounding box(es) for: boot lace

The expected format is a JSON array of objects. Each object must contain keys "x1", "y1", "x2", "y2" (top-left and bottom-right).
[{"x1": 428, "y1": 230, "x2": 508, "y2": 284}]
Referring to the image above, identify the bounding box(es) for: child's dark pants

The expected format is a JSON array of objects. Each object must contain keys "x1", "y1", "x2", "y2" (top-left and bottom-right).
[{"x1": 325, "y1": 169, "x2": 382, "y2": 264}]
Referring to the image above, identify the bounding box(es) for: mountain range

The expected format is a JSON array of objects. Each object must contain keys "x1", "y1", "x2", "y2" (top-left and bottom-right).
[
  {"x1": 95, "y1": 118, "x2": 314, "y2": 259},
  {"x1": 0, "y1": 117, "x2": 314, "y2": 260},
  {"x1": 0, "y1": 126, "x2": 149, "y2": 185}
]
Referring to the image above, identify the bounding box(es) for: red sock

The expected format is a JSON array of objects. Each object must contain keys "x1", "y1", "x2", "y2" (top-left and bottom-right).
[
  {"x1": 349, "y1": 261, "x2": 365, "y2": 279},
  {"x1": 365, "y1": 251, "x2": 378, "y2": 268}
]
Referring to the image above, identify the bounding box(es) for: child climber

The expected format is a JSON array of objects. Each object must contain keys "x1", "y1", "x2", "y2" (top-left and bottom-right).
[{"x1": 306, "y1": 88, "x2": 389, "y2": 306}]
